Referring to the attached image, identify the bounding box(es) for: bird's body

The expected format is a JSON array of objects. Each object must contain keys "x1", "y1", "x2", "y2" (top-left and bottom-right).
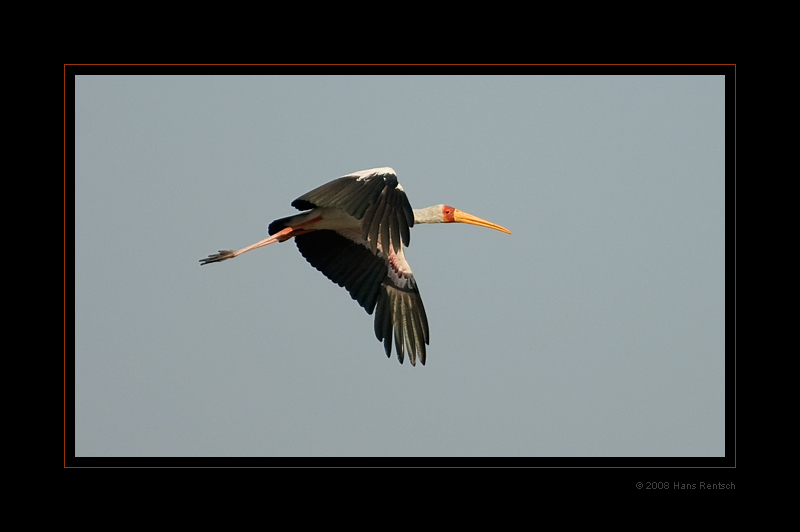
[{"x1": 201, "y1": 167, "x2": 510, "y2": 366}]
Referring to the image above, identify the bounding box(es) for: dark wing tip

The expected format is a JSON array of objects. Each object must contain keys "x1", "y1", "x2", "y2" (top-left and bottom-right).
[
  {"x1": 374, "y1": 281, "x2": 429, "y2": 366},
  {"x1": 359, "y1": 175, "x2": 414, "y2": 255}
]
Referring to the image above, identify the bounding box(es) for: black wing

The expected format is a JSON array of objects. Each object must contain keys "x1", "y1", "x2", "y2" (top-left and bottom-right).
[
  {"x1": 294, "y1": 230, "x2": 429, "y2": 365},
  {"x1": 291, "y1": 168, "x2": 414, "y2": 254}
]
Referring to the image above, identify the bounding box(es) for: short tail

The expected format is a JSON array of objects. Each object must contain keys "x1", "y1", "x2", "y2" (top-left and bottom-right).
[{"x1": 268, "y1": 213, "x2": 306, "y2": 236}]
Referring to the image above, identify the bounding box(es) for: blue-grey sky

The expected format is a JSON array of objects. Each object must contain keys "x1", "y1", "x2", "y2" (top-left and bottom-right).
[{"x1": 74, "y1": 74, "x2": 726, "y2": 457}]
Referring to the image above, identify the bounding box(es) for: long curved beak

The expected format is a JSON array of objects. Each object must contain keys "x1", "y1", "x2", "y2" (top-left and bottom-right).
[{"x1": 453, "y1": 209, "x2": 512, "y2": 234}]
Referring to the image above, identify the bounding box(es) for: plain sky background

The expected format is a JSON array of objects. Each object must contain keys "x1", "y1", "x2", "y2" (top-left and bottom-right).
[{"x1": 73, "y1": 73, "x2": 726, "y2": 458}]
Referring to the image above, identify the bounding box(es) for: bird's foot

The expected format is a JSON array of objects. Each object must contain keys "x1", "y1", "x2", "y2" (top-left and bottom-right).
[{"x1": 200, "y1": 250, "x2": 235, "y2": 265}]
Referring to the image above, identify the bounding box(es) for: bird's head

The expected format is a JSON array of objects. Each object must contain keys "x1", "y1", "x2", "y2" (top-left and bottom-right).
[{"x1": 438, "y1": 204, "x2": 512, "y2": 234}]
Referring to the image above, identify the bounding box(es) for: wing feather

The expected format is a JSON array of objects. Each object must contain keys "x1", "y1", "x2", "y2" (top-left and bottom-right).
[
  {"x1": 292, "y1": 168, "x2": 413, "y2": 256},
  {"x1": 367, "y1": 193, "x2": 387, "y2": 255},
  {"x1": 380, "y1": 193, "x2": 392, "y2": 256},
  {"x1": 294, "y1": 229, "x2": 429, "y2": 365},
  {"x1": 392, "y1": 292, "x2": 404, "y2": 363},
  {"x1": 289, "y1": 168, "x2": 427, "y2": 365}
]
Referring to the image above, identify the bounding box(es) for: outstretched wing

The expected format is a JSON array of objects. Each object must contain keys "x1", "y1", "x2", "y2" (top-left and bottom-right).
[
  {"x1": 291, "y1": 167, "x2": 414, "y2": 254},
  {"x1": 294, "y1": 229, "x2": 429, "y2": 366}
]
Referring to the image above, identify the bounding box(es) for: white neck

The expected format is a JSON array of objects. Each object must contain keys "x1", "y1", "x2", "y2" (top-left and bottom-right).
[{"x1": 413, "y1": 205, "x2": 445, "y2": 225}]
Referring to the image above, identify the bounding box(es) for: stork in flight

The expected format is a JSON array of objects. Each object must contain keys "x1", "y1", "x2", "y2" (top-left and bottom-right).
[{"x1": 200, "y1": 167, "x2": 511, "y2": 366}]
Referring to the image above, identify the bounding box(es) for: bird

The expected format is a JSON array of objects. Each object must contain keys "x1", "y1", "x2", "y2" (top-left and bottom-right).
[{"x1": 200, "y1": 167, "x2": 511, "y2": 366}]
